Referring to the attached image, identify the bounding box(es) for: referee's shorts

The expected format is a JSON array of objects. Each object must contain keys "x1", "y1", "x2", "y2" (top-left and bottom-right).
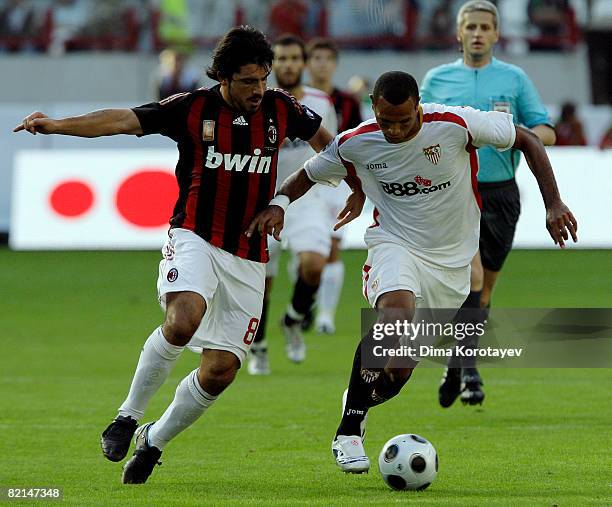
[{"x1": 478, "y1": 178, "x2": 521, "y2": 272}]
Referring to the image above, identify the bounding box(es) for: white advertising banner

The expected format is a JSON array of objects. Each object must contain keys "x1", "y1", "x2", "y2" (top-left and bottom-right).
[
  {"x1": 10, "y1": 147, "x2": 612, "y2": 250},
  {"x1": 11, "y1": 150, "x2": 178, "y2": 249},
  {"x1": 513, "y1": 148, "x2": 611, "y2": 248}
]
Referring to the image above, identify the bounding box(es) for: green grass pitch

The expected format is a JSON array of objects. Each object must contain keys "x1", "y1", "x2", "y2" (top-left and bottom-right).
[{"x1": 1, "y1": 248, "x2": 611, "y2": 506}]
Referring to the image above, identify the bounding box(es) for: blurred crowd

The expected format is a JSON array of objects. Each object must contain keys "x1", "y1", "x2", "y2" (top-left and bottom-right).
[{"x1": 2, "y1": 0, "x2": 611, "y2": 54}]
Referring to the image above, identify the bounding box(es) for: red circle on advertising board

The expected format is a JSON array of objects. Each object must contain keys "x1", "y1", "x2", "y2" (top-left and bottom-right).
[
  {"x1": 49, "y1": 180, "x2": 94, "y2": 217},
  {"x1": 115, "y1": 170, "x2": 177, "y2": 228}
]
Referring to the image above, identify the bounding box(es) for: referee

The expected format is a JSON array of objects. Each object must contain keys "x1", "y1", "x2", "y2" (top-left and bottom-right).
[{"x1": 420, "y1": 0, "x2": 556, "y2": 407}]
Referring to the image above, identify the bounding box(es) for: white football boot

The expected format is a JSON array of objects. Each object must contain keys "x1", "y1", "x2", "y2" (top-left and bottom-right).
[
  {"x1": 332, "y1": 389, "x2": 370, "y2": 473},
  {"x1": 331, "y1": 435, "x2": 370, "y2": 473},
  {"x1": 281, "y1": 320, "x2": 306, "y2": 363},
  {"x1": 247, "y1": 342, "x2": 270, "y2": 375}
]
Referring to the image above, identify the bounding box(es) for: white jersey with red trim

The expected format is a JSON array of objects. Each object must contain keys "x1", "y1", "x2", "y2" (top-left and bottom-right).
[
  {"x1": 277, "y1": 85, "x2": 337, "y2": 187},
  {"x1": 304, "y1": 102, "x2": 516, "y2": 268}
]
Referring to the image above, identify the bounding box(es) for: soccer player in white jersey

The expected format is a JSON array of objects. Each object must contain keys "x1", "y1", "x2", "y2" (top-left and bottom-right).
[
  {"x1": 307, "y1": 37, "x2": 364, "y2": 336},
  {"x1": 247, "y1": 71, "x2": 578, "y2": 473},
  {"x1": 248, "y1": 34, "x2": 338, "y2": 375}
]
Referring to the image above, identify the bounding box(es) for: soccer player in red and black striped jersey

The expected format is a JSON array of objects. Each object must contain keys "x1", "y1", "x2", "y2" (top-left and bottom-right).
[
  {"x1": 14, "y1": 26, "x2": 364, "y2": 485},
  {"x1": 306, "y1": 38, "x2": 364, "y2": 335}
]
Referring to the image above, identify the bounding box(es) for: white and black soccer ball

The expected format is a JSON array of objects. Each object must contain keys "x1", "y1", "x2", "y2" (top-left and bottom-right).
[{"x1": 378, "y1": 434, "x2": 438, "y2": 491}]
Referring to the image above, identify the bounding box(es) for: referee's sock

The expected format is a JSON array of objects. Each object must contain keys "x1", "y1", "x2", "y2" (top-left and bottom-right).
[
  {"x1": 449, "y1": 290, "x2": 482, "y2": 368},
  {"x1": 458, "y1": 290, "x2": 484, "y2": 369},
  {"x1": 284, "y1": 276, "x2": 318, "y2": 326}
]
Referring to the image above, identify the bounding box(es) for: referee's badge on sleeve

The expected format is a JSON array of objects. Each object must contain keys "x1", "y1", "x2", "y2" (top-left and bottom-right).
[{"x1": 202, "y1": 120, "x2": 215, "y2": 141}]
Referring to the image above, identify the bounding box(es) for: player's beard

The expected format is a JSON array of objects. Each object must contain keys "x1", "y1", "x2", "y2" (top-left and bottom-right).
[{"x1": 276, "y1": 72, "x2": 301, "y2": 91}]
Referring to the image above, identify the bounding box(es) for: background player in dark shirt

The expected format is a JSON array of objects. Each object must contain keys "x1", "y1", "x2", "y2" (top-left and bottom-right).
[
  {"x1": 14, "y1": 25, "x2": 364, "y2": 485},
  {"x1": 305, "y1": 37, "x2": 364, "y2": 334},
  {"x1": 307, "y1": 38, "x2": 363, "y2": 133}
]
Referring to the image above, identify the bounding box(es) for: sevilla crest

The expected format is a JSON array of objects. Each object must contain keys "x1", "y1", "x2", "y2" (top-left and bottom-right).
[{"x1": 423, "y1": 144, "x2": 442, "y2": 165}]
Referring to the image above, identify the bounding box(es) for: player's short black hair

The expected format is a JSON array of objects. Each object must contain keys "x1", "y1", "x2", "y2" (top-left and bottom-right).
[
  {"x1": 306, "y1": 37, "x2": 339, "y2": 60},
  {"x1": 273, "y1": 34, "x2": 307, "y2": 62},
  {"x1": 372, "y1": 71, "x2": 419, "y2": 105},
  {"x1": 207, "y1": 25, "x2": 273, "y2": 81}
]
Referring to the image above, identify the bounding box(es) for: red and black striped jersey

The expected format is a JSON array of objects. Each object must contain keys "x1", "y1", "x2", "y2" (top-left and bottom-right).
[
  {"x1": 132, "y1": 85, "x2": 322, "y2": 263},
  {"x1": 330, "y1": 88, "x2": 363, "y2": 133}
]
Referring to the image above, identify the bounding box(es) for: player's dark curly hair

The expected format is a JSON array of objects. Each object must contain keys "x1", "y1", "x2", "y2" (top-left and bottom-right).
[
  {"x1": 206, "y1": 26, "x2": 274, "y2": 81},
  {"x1": 372, "y1": 71, "x2": 419, "y2": 105}
]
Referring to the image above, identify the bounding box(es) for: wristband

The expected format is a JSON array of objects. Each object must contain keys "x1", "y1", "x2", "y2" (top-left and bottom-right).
[{"x1": 269, "y1": 194, "x2": 290, "y2": 212}]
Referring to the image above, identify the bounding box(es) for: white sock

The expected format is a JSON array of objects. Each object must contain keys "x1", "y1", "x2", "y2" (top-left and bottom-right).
[
  {"x1": 286, "y1": 303, "x2": 305, "y2": 323},
  {"x1": 118, "y1": 326, "x2": 184, "y2": 421},
  {"x1": 147, "y1": 369, "x2": 218, "y2": 450},
  {"x1": 287, "y1": 252, "x2": 300, "y2": 284},
  {"x1": 317, "y1": 261, "x2": 345, "y2": 320}
]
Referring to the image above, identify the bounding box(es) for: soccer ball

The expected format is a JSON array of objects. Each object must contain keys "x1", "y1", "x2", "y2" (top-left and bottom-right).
[{"x1": 378, "y1": 434, "x2": 438, "y2": 491}]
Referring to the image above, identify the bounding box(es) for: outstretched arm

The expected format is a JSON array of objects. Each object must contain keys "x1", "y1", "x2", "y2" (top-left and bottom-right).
[
  {"x1": 513, "y1": 125, "x2": 578, "y2": 247},
  {"x1": 13, "y1": 109, "x2": 143, "y2": 137}
]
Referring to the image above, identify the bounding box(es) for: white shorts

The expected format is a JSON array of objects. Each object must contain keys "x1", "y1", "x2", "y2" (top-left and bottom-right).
[
  {"x1": 157, "y1": 228, "x2": 265, "y2": 364},
  {"x1": 317, "y1": 181, "x2": 351, "y2": 241},
  {"x1": 362, "y1": 241, "x2": 470, "y2": 310},
  {"x1": 265, "y1": 187, "x2": 333, "y2": 277},
  {"x1": 265, "y1": 238, "x2": 283, "y2": 278}
]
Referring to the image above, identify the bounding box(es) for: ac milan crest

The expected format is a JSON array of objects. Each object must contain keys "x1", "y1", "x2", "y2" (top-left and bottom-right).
[
  {"x1": 268, "y1": 124, "x2": 277, "y2": 144},
  {"x1": 422, "y1": 144, "x2": 442, "y2": 165},
  {"x1": 167, "y1": 268, "x2": 179, "y2": 282}
]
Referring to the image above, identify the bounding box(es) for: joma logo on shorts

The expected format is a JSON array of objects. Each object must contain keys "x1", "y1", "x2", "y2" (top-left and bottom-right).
[
  {"x1": 367, "y1": 162, "x2": 388, "y2": 170},
  {"x1": 205, "y1": 146, "x2": 271, "y2": 173}
]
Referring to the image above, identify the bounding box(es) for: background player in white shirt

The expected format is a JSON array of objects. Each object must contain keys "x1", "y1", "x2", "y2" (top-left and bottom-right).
[
  {"x1": 307, "y1": 37, "x2": 364, "y2": 336},
  {"x1": 247, "y1": 71, "x2": 577, "y2": 474},
  {"x1": 248, "y1": 35, "x2": 339, "y2": 375}
]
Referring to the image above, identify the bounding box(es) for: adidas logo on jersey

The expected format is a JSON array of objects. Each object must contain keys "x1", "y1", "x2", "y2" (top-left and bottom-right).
[
  {"x1": 232, "y1": 116, "x2": 249, "y2": 126},
  {"x1": 205, "y1": 146, "x2": 271, "y2": 173}
]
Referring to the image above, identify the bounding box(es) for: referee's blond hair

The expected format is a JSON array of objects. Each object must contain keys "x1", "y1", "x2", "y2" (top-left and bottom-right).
[{"x1": 457, "y1": 0, "x2": 500, "y2": 29}]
